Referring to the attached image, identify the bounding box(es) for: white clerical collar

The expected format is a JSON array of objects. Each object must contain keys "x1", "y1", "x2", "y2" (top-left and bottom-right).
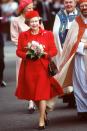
[{"x1": 64, "y1": 8, "x2": 78, "y2": 15}]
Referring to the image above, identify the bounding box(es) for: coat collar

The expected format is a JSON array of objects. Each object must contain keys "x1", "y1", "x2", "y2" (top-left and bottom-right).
[
  {"x1": 64, "y1": 8, "x2": 78, "y2": 16},
  {"x1": 29, "y1": 28, "x2": 46, "y2": 36}
]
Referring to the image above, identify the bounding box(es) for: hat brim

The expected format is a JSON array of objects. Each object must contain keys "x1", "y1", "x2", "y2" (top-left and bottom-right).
[{"x1": 25, "y1": 17, "x2": 42, "y2": 25}]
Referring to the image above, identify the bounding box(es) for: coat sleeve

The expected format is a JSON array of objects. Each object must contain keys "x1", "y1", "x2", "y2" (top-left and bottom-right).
[
  {"x1": 16, "y1": 32, "x2": 26, "y2": 59},
  {"x1": 10, "y1": 18, "x2": 19, "y2": 46},
  {"x1": 47, "y1": 31, "x2": 58, "y2": 57}
]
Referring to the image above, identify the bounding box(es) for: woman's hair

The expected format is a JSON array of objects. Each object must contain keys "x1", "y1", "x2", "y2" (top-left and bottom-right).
[{"x1": 25, "y1": 17, "x2": 42, "y2": 26}]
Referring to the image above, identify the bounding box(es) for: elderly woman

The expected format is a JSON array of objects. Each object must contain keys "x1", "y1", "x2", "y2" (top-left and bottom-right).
[
  {"x1": 10, "y1": 0, "x2": 35, "y2": 113},
  {"x1": 15, "y1": 10, "x2": 63, "y2": 129}
]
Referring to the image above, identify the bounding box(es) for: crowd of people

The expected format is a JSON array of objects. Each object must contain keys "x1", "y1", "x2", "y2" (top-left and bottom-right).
[{"x1": 0, "y1": 0, "x2": 87, "y2": 130}]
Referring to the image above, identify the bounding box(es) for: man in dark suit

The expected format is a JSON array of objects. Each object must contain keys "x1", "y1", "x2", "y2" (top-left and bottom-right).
[
  {"x1": 0, "y1": 7, "x2": 6, "y2": 87},
  {"x1": 34, "y1": 0, "x2": 53, "y2": 30}
]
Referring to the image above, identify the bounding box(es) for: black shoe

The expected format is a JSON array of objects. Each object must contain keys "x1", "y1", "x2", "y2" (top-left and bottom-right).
[
  {"x1": 44, "y1": 111, "x2": 49, "y2": 126},
  {"x1": 45, "y1": 119, "x2": 49, "y2": 126},
  {"x1": 38, "y1": 125, "x2": 45, "y2": 130},
  {"x1": 1, "y1": 81, "x2": 6, "y2": 87},
  {"x1": 78, "y1": 112, "x2": 87, "y2": 121},
  {"x1": 67, "y1": 103, "x2": 76, "y2": 108},
  {"x1": 28, "y1": 108, "x2": 35, "y2": 114}
]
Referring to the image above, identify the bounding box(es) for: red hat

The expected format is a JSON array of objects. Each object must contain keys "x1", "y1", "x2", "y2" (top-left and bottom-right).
[
  {"x1": 19, "y1": 0, "x2": 32, "y2": 12},
  {"x1": 25, "y1": 10, "x2": 40, "y2": 19},
  {"x1": 79, "y1": 0, "x2": 87, "y2": 4}
]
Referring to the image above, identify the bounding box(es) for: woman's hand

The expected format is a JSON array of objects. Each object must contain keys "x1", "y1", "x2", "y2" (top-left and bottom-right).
[
  {"x1": 42, "y1": 53, "x2": 50, "y2": 59},
  {"x1": 32, "y1": 56, "x2": 38, "y2": 61},
  {"x1": 26, "y1": 53, "x2": 38, "y2": 61},
  {"x1": 26, "y1": 53, "x2": 31, "y2": 59}
]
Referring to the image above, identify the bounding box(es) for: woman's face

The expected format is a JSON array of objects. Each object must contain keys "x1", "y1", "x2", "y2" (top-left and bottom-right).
[
  {"x1": 29, "y1": 17, "x2": 40, "y2": 31},
  {"x1": 24, "y1": 3, "x2": 34, "y2": 13}
]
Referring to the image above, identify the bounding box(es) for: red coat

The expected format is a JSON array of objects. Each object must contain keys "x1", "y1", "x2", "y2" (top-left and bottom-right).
[{"x1": 15, "y1": 28, "x2": 63, "y2": 101}]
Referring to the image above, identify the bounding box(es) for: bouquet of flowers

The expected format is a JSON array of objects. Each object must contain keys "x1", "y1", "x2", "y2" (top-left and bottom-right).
[{"x1": 26, "y1": 41, "x2": 46, "y2": 59}]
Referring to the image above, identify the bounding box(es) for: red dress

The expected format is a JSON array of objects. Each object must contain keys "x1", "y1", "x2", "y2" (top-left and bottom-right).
[{"x1": 15, "y1": 29, "x2": 63, "y2": 101}]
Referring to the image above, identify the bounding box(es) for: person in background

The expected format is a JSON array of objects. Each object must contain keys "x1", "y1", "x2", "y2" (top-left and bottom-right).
[
  {"x1": 56, "y1": 0, "x2": 87, "y2": 120},
  {"x1": 47, "y1": 0, "x2": 63, "y2": 30},
  {"x1": 1, "y1": 0, "x2": 18, "y2": 22},
  {"x1": 72, "y1": 0, "x2": 87, "y2": 119},
  {"x1": 15, "y1": 10, "x2": 63, "y2": 129},
  {"x1": 10, "y1": 0, "x2": 35, "y2": 114},
  {"x1": 53, "y1": 0, "x2": 79, "y2": 63},
  {"x1": 50, "y1": 0, "x2": 62, "y2": 16},
  {"x1": 53, "y1": 0, "x2": 79, "y2": 107},
  {"x1": 0, "y1": 5, "x2": 6, "y2": 87},
  {"x1": 34, "y1": 0, "x2": 53, "y2": 30},
  {"x1": 60, "y1": 0, "x2": 65, "y2": 8},
  {"x1": 1, "y1": 0, "x2": 18, "y2": 40}
]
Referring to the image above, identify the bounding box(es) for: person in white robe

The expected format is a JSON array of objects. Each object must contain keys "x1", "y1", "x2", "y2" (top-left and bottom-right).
[
  {"x1": 53, "y1": 0, "x2": 79, "y2": 107},
  {"x1": 10, "y1": 0, "x2": 35, "y2": 113},
  {"x1": 53, "y1": 0, "x2": 79, "y2": 65},
  {"x1": 73, "y1": 0, "x2": 87, "y2": 118},
  {"x1": 55, "y1": 0, "x2": 87, "y2": 118}
]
